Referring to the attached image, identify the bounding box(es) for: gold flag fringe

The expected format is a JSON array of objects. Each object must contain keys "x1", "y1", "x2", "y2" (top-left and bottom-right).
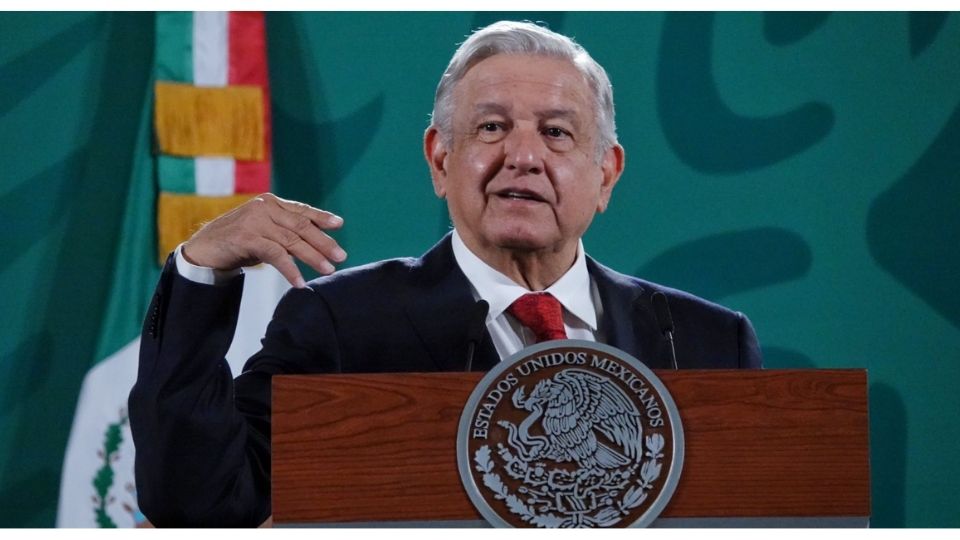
[{"x1": 154, "y1": 82, "x2": 264, "y2": 161}]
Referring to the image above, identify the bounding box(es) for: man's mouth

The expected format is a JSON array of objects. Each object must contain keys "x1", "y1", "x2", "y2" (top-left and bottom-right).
[{"x1": 495, "y1": 189, "x2": 547, "y2": 203}]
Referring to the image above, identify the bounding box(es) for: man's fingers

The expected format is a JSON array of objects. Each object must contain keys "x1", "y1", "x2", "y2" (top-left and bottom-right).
[
  {"x1": 266, "y1": 210, "x2": 347, "y2": 263},
  {"x1": 254, "y1": 238, "x2": 307, "y2": 289},
  {"x1": 268, "y1": 194, "x2": 344, "y2": 230},
  {"x1": 260, "y1": 222, "x2": 338, "y2": 277},
  {"x1": 288, "y1": 240, "x2": 336, "y2": 276},
  {"x1": 257, "y1": 193, "x2": 346, "y2": 274}
]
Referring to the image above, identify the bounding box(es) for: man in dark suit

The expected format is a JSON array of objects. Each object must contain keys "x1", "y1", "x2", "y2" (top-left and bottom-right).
[{"x1": 129, "y1": 21, "x2": 762, "y2": 527}]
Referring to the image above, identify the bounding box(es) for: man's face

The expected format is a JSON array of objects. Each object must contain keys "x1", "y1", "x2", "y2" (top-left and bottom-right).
[{"x1": 426, "y1": 54, "x2": 624, "y2": 260}]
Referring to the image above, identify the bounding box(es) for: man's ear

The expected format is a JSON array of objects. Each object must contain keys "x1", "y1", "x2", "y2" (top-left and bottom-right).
[
  {"x1": 596, "y1": 144, "x2": 625, "y2": 213},
  {"x1": 424, "y1": 127, "x2": 449, "y2": 198}
]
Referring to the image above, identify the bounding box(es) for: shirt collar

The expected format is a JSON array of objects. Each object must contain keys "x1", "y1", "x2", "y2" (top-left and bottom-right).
[{"x1": 451, "y1": 229, "x2": 598, "y2": 330}]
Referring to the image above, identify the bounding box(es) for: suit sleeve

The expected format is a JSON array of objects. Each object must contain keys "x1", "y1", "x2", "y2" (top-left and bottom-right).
[
  {"x1": 128, "y1": 256, "x2": 270, "y2": 527},
  {"x1": 736, "y1": 312, "x2": 763, "y2": 369},
  {"x1": 128, "y1": 255, "x2": 346, "y2": 526}
]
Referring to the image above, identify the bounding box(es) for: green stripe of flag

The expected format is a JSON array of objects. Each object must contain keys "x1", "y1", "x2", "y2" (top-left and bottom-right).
[
  {"x1": 93, "y1": 73, "x2": 161, "y2": 362},
  {"x1": 155, "y1": 12, "x2": 193, "y2": 83},
  {"x1": 157, "y1": 155, "x2": 196, "y2": 193}
]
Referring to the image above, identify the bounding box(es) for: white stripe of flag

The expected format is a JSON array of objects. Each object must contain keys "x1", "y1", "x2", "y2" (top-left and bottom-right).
[
  {"x1": 192, "y1": 11, "x2": 234, "y2": 195},
  {"x1": 192, "y1": 12, "x2": 228, "y2": 87}
]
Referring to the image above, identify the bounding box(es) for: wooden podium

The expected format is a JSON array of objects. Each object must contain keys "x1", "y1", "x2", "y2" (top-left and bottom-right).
[{"x1": 272, "y1": 369, "x2": 870, "y2": 527}]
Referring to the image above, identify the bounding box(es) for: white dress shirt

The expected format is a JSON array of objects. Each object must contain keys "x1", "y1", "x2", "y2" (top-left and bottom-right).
[
  {"x1": 450, "y1": 230, "x2": 602, "y2": 360},
  {"x1": 174, "y1": 245, "x2": 241, "y2": 285},
  {"x1": 175, "y1": 231, "x2": 605, "y2": 361}
]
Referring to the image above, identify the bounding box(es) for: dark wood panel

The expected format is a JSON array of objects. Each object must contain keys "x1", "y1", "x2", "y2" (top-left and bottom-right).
[
  {"x1": 272, "y1": 369, "x2": 869, "y2": 524},
  {"x1": 659, "y1": 370, "x2": 870, "y2": 517},
  {"x1": 272, "y1": 372, "x2": 480, "y2": 523}
]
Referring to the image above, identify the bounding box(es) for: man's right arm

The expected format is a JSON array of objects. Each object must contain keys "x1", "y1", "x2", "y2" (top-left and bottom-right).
[
  {"x1": 129, "y1": 254, "x2": 267, "y2": 525},
  {"x1": 128, "y1": 193, "x2": 348, "y2": 526}
]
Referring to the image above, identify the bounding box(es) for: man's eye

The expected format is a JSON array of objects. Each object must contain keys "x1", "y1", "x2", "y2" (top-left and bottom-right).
[
  {"x1": 544, "y1": 127, "x2": 570, "y2": 138},
  {"x1": 477, "y1": 122, "x2": 507, "y2": 142}
]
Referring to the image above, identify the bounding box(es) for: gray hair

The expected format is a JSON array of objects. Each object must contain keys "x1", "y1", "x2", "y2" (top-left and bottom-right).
[{"x1": 430, "y1": 21, "x2": 618, "y2": 160}]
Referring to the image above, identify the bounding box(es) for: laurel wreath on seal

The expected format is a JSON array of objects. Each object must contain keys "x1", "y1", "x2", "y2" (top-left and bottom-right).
[{"x1": 473, "y1": 433, "x2": 665, "y2": 528}]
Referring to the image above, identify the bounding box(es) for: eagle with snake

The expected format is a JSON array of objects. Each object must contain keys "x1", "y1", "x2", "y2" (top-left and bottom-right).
[{"x1": 497, "y1": 368, "x2": 644, "y2": 471}]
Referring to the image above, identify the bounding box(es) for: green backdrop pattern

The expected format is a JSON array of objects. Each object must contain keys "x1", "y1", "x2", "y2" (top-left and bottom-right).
[{"x1": 1, "y1": 12, "x2": 958, "y2": 527}]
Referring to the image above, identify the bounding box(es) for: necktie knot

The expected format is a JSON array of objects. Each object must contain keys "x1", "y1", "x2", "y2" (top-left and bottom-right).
[{"x1": 507, "y1": 292, "x2": 568, "y2": 343}]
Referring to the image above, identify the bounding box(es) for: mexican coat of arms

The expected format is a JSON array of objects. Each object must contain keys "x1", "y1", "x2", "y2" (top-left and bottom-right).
[{"x1": 457, "y1": 340, "x2": 684, "y2": 528}]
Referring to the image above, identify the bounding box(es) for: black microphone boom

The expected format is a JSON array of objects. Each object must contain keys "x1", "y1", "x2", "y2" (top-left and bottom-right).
[
  {"x1": 651, "y1": 292, "x2": 679, "y2": 370},
  {"x1": 464, "y1": 299, "x2": 490, "y2": 372}
]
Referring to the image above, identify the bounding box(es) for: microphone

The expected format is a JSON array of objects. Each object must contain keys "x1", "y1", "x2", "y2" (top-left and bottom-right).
[
  {"x1": 464, "y1": 300, "x2": 490, "y2": 372},
  {"x1": 651, "y1": 292, "x2": 679, "y2": 370}
]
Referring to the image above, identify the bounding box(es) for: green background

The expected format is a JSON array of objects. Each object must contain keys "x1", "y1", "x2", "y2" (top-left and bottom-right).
[{"x1": 1, "y1": 12, "x2": 958, "y2": 527}]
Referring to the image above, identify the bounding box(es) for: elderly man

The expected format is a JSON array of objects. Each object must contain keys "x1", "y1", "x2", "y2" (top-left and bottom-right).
[{"x1": 129, "y1": 20, "x2": 762, "y2": 527}]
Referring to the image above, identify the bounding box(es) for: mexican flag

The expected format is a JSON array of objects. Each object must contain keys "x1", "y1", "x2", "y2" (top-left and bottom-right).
[{"x1": 56, "y1": 12, "x2": 288, "y2": 527}]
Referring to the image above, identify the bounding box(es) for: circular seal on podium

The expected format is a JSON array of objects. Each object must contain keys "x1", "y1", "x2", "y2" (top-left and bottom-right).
[{"x1": 457, "y1": 340, "x2": 684, "y2": 528}]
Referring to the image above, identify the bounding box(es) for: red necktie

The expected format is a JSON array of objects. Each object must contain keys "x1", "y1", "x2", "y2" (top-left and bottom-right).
[{"x1": 507, "y1": 292, "x2": 568, "y2": 343}]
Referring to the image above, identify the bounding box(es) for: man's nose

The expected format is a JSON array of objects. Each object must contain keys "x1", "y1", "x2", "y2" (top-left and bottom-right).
[{"x1": 504, "y1": 126, "x2": 545, "y2": 175}]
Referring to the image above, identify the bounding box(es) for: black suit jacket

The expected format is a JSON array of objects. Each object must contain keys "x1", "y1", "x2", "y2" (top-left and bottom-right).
[{"x1": 129, "y1": 233, "x2": 761, "y2": 527}]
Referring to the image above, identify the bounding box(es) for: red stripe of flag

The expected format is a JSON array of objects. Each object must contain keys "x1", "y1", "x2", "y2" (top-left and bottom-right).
[{"x1": 228, "y1": 11, "x2": 272, "y2": 194}]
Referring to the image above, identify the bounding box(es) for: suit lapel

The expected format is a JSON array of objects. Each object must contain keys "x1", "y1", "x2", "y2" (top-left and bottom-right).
[
  {"x1": 587, "y1": 257, "x2": 673, "y2": 370},
  {"x1": 403, "y1": 234, "x2": 499, "y2": 372},
  {"x1": 403, "y1": 237, "x2": 670, "y2": 372}
]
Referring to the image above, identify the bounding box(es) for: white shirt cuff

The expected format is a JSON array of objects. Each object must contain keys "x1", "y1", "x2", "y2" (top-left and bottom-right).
[{"x1": 174, "y1": 244, "x2": 243, "y2": 286}]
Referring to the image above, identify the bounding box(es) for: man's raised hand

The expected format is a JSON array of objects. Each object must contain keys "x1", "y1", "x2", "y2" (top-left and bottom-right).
[{"x1": 181, "y1": 193, "x2": 346, "y2": 288}]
